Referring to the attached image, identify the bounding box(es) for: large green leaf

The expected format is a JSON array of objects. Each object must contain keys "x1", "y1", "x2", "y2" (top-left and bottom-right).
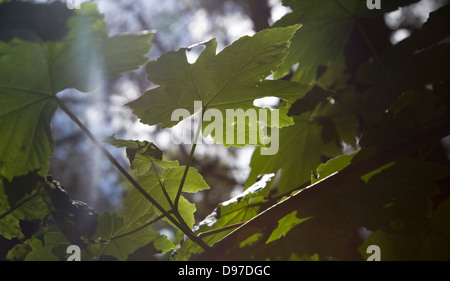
[
  {"x1": 246, "y1": 113, "x2": 341, "y2": 195},
  {"x1": 123, "y1": 166, "x2": 210, "y2": 229},
  {"x1": 173, "y1": 173, "x2": 274, "y2": 261},
  {"x1": 25, "y1": 231, "x2": 70, "y2": 261},
  {"x1": 273, "y1": 0, "x2": 420, "y2": 83},
  {"x1": 127, "y1": 25, "x2": 312, "y2": 147},
  {"x1": 0, "y1": 173, "x2": 50, "y2": 239},
  {"x1": 0, "y1": 180, "x2": 22, "y2": 239},
  {"x1": 106, "y1": 134, "x2": 210, "y2": 230},
  {"x1": 0, "y1": 2, "x2": 153, "y2": 180},
  {"x1": 90, "y1": 212, "x2": 160, "y2": 261}
]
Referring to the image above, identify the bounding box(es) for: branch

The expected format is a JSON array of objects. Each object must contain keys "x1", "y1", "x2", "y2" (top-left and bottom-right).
[
  {"x1": 194, "y1": 116, "x2": 450, "y2": 260},
  {"x1": 198, "y1": 221, "x2": 247, "y2": 238},
  {"x1": 55, "y1": 98, "x2": 209, "y2": 251}
]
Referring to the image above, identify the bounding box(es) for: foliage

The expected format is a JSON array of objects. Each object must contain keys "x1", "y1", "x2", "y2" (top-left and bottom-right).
[{"x1": 1, "y1": 0, "x2": 450, "y2": 261}]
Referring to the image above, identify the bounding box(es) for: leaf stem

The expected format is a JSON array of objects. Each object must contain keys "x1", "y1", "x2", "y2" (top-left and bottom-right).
[
  {"x1": 173, "y1": 108, "x2": 204, "y2": 209},
  {"x1": 55, "y1": 97, "x2": 209, "y2": 251},
  {"x1": 151, "y1": 160, "x2": 175, "y2": 210}
]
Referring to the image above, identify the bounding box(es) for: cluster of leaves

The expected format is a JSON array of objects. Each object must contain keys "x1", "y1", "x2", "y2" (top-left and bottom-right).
[{"x1": 1, "y1": 0, "x2": 450, "y2": 261}]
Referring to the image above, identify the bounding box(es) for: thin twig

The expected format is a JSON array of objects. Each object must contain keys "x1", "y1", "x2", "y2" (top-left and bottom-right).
[{"x1": 198, "y1": 221, "x2": 248, "y2": 238}]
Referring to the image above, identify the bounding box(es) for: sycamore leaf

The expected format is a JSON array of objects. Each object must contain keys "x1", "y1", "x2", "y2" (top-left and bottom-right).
[
  {"x1": 266, "y1": 211, "x2": 311, "y2": 244},
  {"x1": 91, "y1": 212, "x2": 161, "y2": 261},
  {"x1": 108, "y1": 134, "x2": 211, "y2": 229},
  {"x1": 104, "y1": 134, "x2": 178, "y2": 175},
  {"x1": 246, "y1": 113, "x2": 341, "y2": 195},
  {"x1": 25, "y1": 231, "x2": 70, "y2": 261},
  {"x1": 154, "y1": 234, "x2": 177, "y2": 254},
  {"x1": 273, "y1": 0, "x2": 420, "y2": 83},
  {"x1": 0, "y1": 181, "x2": 22, "y2": 239},
  {"x1": 311, "y1": 151, "x2": 359, "y2": 184},
  {"x1": 127, "y1": 25, "x2": 312, "y2": 147},
  {"x1": 173, "y1": 174, "x2": 274, "y2": 261},
  {"x1": 0, "y1": 172, "x2": 50, "y2": 239},
  {"x1": 6, "y1": 241, "x2": 32, "y2": 261},
  {"x1": 0, "y1": 2, "x2": 153, "y2": 180},
  {"x1": 123, "y1": 166, "x2": 210, "y2": 229}
]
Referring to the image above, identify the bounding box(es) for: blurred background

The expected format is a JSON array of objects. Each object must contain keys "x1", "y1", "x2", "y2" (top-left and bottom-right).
[{"x1": 7, "y1": 0, "x2": 445, "y2": 222}]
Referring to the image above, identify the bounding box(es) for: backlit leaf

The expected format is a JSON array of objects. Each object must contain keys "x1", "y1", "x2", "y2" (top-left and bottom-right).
[
  {"x1": 246, "y1": 113, "x2": 341, "y2": 194},
  {"x1": 127, "y1": 25, "x2": 312, "y2": 147},
  {"x1": 0, "y1": 2, "x2": 153, "y2": 180},
  {"x1": 173, "y1": 174, "x2": 274, "y2": 261},
  {"x1": 123, "y1": 166, "x2": 210, "y2": 229},
  {"x1": 91, "y1": 212, "x2": 160, "y2": 261},
  {"x1": 104, "y1": 134, "x2": 178, "y2": 175},
  {"x1": 266, "y1": 211, "x2": 311, "y2": 244}
]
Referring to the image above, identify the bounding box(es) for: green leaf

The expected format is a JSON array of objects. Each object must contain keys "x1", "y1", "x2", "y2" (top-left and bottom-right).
[
  {"x1": 91, "y1": 212, "x2": 160, "y2": 261},
  {"x1": 239, "y1": 233, "x2": 263, "y2": 248},
  {"x1": 0, "y1": 181, "x2": 22, "y2": 239},
  {"x1": 312, "y1": 151, "x2": 359, "y2": 184},
  {"x1": 123, "y1": 166, "x2": 210, "y2": 229},
  {"x1": 0, "y1": 173, "x2": 50, "y2": 239},
  {"x1": 173, "y1": 174, "x2": 274, "y2": 261},
  {"x1": 127, "y1": 25, "x2": 312, "y2": 147},
  {"x1": 6, "y1": 242, "x2": 32, "y2": 261},
  {"x1": 25, "y1": 231, "x2": 70, "y2": 261},
  {"x1": 154, "y1": 234, "x2": 177, "y2": 254},
  {"x1": 266, "y1": 211, "x2": 311, "y2": 244},
  {"x1": 0, "y1": 2, "x2": 153, "y2": 180},
  {"x1": 274, "y1": 0, "x2": 420, "y2": 83},
  {"x1": 246, "y1": 113, "x2": 341, "y2": 194},
  {"x1": 104, "y1": 134, "x2": 178, "y2": 175}
]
